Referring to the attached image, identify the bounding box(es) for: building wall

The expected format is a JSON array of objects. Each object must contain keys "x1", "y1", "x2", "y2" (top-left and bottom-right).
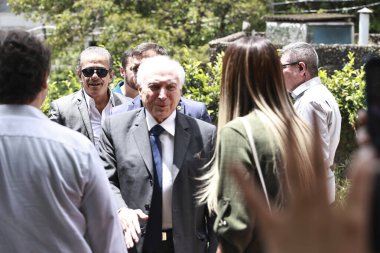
[{"x1": 266, "y1": 21, "x2": 307, "y2": 44}]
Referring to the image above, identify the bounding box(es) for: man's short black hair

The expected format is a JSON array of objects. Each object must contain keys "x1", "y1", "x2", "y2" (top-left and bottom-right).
[
  {"x1": 121, "y1": 48, "x2": 134, "y2": 69},
  {"x1": 133, "y1": 43, "x2": 168, "y2": 57},
  {"x1": 0, "y1": 30, "x2": 51, "y2": 104}
]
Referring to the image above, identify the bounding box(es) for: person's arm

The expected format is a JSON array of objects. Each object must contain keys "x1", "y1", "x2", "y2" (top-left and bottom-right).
[
  {"x1": 297, "y1": 100, "x2": 331, "y2": 164},
  {"x1": 98, "y1": 118, "x2": 126, "y2": 208},
  {"x1": 98, "y1": 118, "x2": 148, "y2": 249},
  {"x1": 214, "y1": 125, "x2": 257, "y2": 253},
  {"x1": 205, "y1": 127, "x2": 218, "y2": 253},
  {"x1": 81, "y1": 147, "x2": 127, "y2": 253},
  {"x1": 200, "y1": 103, "x2": 212, "y2": 123}
]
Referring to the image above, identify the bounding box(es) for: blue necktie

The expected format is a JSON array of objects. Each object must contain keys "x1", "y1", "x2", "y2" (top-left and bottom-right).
[
  {"x1": 150, "y1": 125, "x2": 164, "y2": 188},
  {"x1": 144, "y1": 124, "x2": 165, "y2": 252}
]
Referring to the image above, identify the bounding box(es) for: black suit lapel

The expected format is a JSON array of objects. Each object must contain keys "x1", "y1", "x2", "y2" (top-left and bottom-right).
[{"x1": 77, "y1": 90, "x2": 94, "y2": 143}]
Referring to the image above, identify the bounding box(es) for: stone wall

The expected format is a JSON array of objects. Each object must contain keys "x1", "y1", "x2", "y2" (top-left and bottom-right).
[{"x1": 209, "y1": 31, "x2": 380, "y2": 73}]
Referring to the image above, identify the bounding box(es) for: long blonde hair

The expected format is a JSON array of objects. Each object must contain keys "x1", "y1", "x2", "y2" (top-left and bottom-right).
[{"x1": 198, "y1": 36, "x2": 315, "y2": 211}]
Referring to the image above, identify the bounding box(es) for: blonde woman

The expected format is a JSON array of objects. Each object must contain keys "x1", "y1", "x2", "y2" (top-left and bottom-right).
[{"x1": 199, "y1": 36, "x2": 316, "y2": 253}]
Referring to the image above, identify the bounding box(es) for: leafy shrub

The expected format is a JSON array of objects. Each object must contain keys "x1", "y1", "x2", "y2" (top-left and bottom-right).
[
  {"x1": 320, "y1": 52, "x2": 366, "y2": 205},
  {"x1": 179, "y1": 48, "x2": 223, "y2": 123},
  {"x1": 41, "y1": 68, "x2": 81, "y2": 115},
  {"x1": 320, "y1": 52, "x2": 366, "y2": 128},
  {"x1": 41, "y1": 68, "x2": 80, "y2": 115},
  {"x1": 320, "y1": 52, "x2": 366, "y2": 164}
]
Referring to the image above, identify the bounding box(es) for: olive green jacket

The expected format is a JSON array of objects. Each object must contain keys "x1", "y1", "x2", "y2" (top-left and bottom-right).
[{"x1": 214, "y1": 112, "x2": 283, "y2": 253}]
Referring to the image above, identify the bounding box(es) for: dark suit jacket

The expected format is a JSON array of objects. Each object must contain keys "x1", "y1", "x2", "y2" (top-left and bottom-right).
[
  {"x1": 98, "y1": 108, "x2": 217, "y2": 253},
  {"x1": 49, "y1": 89, "x2": 132, "y2": 144},
  {"x1": 111, "y1": 95, "x2": 212, "y2": 123}
]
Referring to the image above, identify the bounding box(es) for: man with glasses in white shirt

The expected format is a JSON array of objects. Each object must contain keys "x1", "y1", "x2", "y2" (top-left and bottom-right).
[
  {"x1": 281, "y1": 42, "x2": 342, "y2": 203},
  {"x1": 49, "y1": 46, "x2": 132, "y2": 147}
]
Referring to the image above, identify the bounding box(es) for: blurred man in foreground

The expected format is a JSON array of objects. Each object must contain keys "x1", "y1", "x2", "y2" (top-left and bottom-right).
[{"x1": 0, "y1": 30, "x2": 126, "y2": 253}]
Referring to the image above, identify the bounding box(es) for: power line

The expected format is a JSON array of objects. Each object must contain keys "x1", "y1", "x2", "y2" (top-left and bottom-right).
[
  {"x1": 273, "y1": 1, "x2": 380, "y2": 14},
  {"x1": 273, "y1": 0, "x2": 355, "y2": 7}
]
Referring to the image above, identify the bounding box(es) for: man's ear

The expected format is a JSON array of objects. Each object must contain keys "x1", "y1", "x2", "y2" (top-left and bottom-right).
[
  {"x1": 299, "y1": 62, "x2": 307, "y2": 72},
  {"x1": 76, "y1": 68, "x2": 82, "y2": 79},
  {"x1": 109, "y1": 69, "x2": 115, "y2": 79},
  {"x1": 120, "y1": 66, "x2": 125, "y2": 78},
  {"x1": 42, "y1": 72, "x2": 49, "y2": 90}
]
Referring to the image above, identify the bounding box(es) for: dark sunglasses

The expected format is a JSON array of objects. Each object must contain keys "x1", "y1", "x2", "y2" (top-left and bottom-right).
[
  {"x1": 282, "y1": 61, "x2": 299, "y2": 69},
  {"x1": 81, "y1": 67, "x2": 109, "y2": 78}
]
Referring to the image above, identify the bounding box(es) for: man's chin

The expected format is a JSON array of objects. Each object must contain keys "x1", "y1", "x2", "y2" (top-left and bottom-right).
[{"x1": 151, "y1": 109, "x2": 172, "y2": 122}]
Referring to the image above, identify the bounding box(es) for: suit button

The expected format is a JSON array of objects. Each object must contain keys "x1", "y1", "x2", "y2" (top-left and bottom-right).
[
  {"x1": 149, "y1": 179, "x2": 153, "y2": 186},
  {"x1": 145, "y1": 204, "x2": 150, "y2": 211}
]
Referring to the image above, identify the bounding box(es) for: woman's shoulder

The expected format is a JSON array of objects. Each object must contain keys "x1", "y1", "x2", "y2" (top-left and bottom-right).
[
  {"x1": 223, "y1": 112, "x2": 263, "y2": 131},
  {"x1": 222, "y1": 112, "x2": 273, "y2": 147}
]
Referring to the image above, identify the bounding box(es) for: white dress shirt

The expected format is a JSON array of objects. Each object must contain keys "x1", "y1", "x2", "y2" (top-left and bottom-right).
[
  {"x1": 292, "y1": 77, "x2": 342, "y2": 203},
  {"x1": 145, "y1": 110, "x2": 178, "y2": 230},
  {"x1": 0, "y1": 105, "x2": 126, "y2": 253},
  {"x1": 84, "y1": 91, "x2": 114, "y2": 147}
]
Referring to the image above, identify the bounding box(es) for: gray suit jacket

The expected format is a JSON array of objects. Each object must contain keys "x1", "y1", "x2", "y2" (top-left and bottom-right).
[
  {"x1": 98, "y1": 108, "x2": 217, "y2": 253},
  {"x1": 49, "y1": 89, "x2": 132, "y2": 144}
]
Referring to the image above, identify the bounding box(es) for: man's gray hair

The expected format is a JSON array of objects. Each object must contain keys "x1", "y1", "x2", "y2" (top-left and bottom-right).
[
  {"x1": 282, "y1": 42, "x2": 319, "y2": 77},
  {"x1": 77, "y1": 46, "x2": 113, "y2": 70},
  {"x1": 136, "y1": 55, "x2": 185, "y2": 87}
]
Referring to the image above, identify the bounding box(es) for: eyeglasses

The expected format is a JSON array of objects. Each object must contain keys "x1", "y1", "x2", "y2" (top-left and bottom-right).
[
  {"x1": 81, "y1": 67, "x2": 109, "y2": 78},
  {"x1": 282, "y1": 62, "x2": 299, "y2": 69}
]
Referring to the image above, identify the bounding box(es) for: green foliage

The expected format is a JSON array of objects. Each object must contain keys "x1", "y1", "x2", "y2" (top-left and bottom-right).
[
  {"x1": 8, "y1": 0, "x2": 268, "y2": 61},
  {"x1": 320, "y1": 52, "x2": 366, "y2": 128},
  {"x1": 320, "y1": 52, "x2": 366, "y2": 164},
  {"x1": 334, "y1": 158, "x2": 351, "y2": 207},
  {"x1": 319, "y1": 52, "x2": 366, "y2": 204},
  {"x1": 41, "y1": 69, "x2": 80, "y2": 115},
  {"x1": 179, "y1": 48, "x2": 223, "y2": 122}
]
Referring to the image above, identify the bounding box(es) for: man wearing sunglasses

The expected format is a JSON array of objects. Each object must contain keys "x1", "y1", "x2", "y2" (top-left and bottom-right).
[
  {"x1": 112, "y1": 43, "x2": 212, "y2": 123},
  {"x1": 281, "y1": 42, "x2": 342, "y2": 203},
  {"x1": 49, "y1": 46, "x2": 132, "y2": 147}
]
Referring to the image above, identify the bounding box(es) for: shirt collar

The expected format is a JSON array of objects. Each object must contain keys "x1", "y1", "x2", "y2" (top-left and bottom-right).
[
  {"x1": 291, "y1": 77, "x2": 321, "y2": 99},
  {"x1": 0, "y1": 104, "x2": 47, "y2": 120},
  {"x1": 83, "y1": 88, "x2": 114, "y2": 109},
  {"x1": 145, "y1": 110, "x2": 176, "y2": 137}
]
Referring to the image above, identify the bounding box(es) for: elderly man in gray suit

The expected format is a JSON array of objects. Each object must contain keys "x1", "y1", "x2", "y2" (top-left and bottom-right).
[
  {"x1": 49, "y1": 46, "x2": 132, "y2": 147},
  {"x1": 99, "y1": 55, "x2": 217, "y2": 253}
]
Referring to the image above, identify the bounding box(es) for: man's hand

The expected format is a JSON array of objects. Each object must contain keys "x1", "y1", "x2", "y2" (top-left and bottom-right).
[{"x1": 118, "y1": 207, "x2": 148, "y2": 249}]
